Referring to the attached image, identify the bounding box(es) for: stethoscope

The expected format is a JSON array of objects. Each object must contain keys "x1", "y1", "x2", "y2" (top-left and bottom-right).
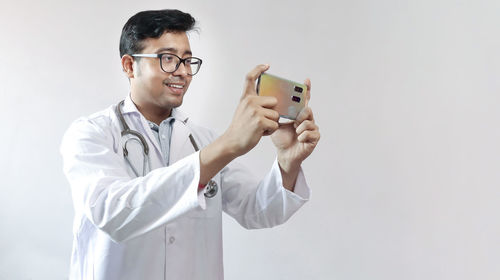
[{"x1": 116, "y1": 100, "x2": 218, "y2": 198}]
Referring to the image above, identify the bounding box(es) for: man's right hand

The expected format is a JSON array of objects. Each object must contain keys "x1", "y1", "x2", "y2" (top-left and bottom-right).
[
  {"x1": 221, "y1": 64, "x2": 280, "y2": 157},
  {"x1": 198, "y1": 65, "x2": 279, "y2": 185}
]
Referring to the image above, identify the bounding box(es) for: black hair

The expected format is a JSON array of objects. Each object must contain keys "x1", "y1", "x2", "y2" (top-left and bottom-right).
[{"x1": 119, "y1": 9, "x2": 196, "y2": 57}]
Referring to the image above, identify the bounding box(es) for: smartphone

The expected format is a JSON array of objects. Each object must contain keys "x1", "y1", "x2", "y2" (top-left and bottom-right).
[{"x1": 256, "y1": 73, "x2": 306, "y2": 120}]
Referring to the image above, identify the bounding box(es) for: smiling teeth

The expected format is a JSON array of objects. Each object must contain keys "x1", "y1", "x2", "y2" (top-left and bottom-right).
[{"x1": 169, "y1": 84, "x2": 183, "y2": 89}]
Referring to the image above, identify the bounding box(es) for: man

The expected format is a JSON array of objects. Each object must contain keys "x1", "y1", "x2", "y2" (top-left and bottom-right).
[{"x1": 61, "y1": 9, "x2": 320, "y2": 280}]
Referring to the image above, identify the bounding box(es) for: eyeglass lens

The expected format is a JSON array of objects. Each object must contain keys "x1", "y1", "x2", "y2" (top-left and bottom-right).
[{"x1": 161, "y1": 54, "x2": 201, "y2": 75}]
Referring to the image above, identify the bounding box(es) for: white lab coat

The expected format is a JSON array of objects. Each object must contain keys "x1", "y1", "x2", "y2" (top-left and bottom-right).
[{"x1": 60, "y1": 96, "x2": 311, "y2": 280}]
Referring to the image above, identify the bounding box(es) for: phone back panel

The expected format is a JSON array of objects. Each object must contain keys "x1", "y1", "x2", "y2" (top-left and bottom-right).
[{"x1": 256, "y1": 73, "x2": 306, "y2": 120}]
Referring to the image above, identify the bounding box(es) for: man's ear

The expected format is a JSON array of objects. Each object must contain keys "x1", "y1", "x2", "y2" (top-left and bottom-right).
[{"x1": 121, "y1": 55, "x2": 135, "y2": 79}]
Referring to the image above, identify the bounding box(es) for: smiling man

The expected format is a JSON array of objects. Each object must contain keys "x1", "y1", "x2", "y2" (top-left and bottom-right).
[
  {"x1": 61, "y1": 9, "x2": 320, "y2": 280},
  {"x1": 125, "y1": 33, "x2": 196, "y2": 124}
]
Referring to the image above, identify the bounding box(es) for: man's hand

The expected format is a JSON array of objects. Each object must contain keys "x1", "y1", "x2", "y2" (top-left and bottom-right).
[
  {"x1": 199, "y1": 64, "x2": 280, "y2": 184},
  {"x1": 221, "y1": 64, "x2": 280, "y2": 157},
  {"x1": 271, "y1": 79, "x2": 320, "y2": 190}
]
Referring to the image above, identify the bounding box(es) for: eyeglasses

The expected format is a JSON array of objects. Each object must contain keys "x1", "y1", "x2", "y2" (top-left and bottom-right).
[{"x1": 131, "y1": 53, "x2": 203, "y2": 76}]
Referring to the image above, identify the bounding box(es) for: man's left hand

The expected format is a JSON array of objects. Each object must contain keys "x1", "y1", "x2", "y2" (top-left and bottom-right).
[{"x1": 271, "y1": 79, "x2": 320, "y2": 190}]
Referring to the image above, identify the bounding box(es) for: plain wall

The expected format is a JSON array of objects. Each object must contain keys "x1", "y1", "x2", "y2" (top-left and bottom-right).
[{"x1": 1, "y1": 0, "x2": 499, "y2": 279}]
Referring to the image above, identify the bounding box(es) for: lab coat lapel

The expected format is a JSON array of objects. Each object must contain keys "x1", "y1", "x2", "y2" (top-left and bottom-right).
[
  {"x1": 122, "y1": 96, "x2": 165, "y2": 165},
  {"x1": 169, "y1": 116, "x2": 195, "y2": 165},
  {"x1": 136, "y1": 115, "x2": 165, "y2": 165}
]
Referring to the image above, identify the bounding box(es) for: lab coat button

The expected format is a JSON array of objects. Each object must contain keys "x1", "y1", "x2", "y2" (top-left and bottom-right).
[
  {"x1": 161, "y1": 135, "x2": 166, "y2": 139},
  {"x1": 169, "y1": 236, "x2": 175, "y2": 244}
]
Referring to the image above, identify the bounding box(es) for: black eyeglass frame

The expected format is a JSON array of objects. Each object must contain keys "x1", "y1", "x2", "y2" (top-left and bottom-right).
[{"x1": 131, "y1": 53, "x2": 203, "y2": 76}]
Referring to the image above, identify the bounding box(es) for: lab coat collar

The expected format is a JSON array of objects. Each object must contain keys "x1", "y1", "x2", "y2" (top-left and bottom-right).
[
  {"x1": 122, "y1": 95, "x2": 190, "y2": 124},
  {"x1": 169, "y1": 116, "x2": 196, "y2": 164},
  {"x1": 121, "y1": 95, "x2": 193, "y2": 166},
  {"x1": 122, "y1": 95, "x2": 138, "y2": 115},
  {"x1": 171, "y1": 108, "x2": 189, "y2": 124}
]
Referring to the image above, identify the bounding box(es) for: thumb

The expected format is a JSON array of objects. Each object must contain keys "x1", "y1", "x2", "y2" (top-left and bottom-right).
[
  {"x1": 304, "y1": 78, "x2": 311, "y2": 106},
  {"x1": 242, "y1": 64, "x2": 270, "y2": 99}
]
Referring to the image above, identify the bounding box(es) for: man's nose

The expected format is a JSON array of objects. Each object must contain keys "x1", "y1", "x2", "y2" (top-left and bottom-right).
[{"x1": 173, "y1": 62, "x2": 189, "y2": 76}]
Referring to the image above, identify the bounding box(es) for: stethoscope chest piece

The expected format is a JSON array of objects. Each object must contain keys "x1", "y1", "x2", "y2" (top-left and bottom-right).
[{"x1": 204, "y1": 180, "x2": 218, "y2": 198}]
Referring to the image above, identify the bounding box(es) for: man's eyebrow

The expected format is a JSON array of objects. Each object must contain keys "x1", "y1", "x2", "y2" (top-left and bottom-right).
[{"x1": 155, "y1": 47, "x2": 193, "y2": 56}]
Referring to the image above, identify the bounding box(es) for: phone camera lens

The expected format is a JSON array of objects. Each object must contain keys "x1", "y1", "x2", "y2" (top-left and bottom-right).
[
  {"x1": 292, "y1": 96, "x2": 301, "y2": 103},
  {"x1": 294, "y1": 86, "x2": 303, "y2": 93}
]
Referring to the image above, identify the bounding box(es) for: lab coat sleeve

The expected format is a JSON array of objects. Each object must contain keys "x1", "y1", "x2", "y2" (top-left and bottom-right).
[
  {"x1": 221, "y1": 158, "x2": 311, "y2": 229},
  {"x1": 60, "y1": 117, "x2": 203, "y2": 243}
]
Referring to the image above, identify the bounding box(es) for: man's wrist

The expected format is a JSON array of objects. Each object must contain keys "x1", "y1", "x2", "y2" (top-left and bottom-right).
[
  {"x1": 199, "y1": 134, "x2": 240, "y2": 185},
  {"x1": 277, "y1": 153, "x2": 301, "y2": 174},
  {"x1": 219, "y1": 132, "x2": 243, "y2": 158},
  {"x1": 277, "y1": 154, "x2": 301, "y2": 191}
]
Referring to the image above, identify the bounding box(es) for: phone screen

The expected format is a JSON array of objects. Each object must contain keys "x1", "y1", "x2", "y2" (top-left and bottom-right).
[{"x1": 256, "y1": 73, "x2": 306, "y2": 120}]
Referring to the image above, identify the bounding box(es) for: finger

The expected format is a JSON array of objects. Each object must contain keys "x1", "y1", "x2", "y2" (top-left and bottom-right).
[
  {"x1": 297, "y1": 129, "x2": 321, "y2": 144},
  {"x1": 295, "y1": 120, "x2": 318, "y2": 135},
  {"x1": 294, "y1": 107, "x2": 314, "y2": 128},
  {"x1": 260, "y1": 107, "x2": 280, "y2": 122},
  {"x1": 304, "y1": 78, "x2": 311, "y2": 104},
  {"x1": 260, "y1": 118, "x2": 279, "y2": 136},
  {"x1": 254, "y1": 96, "x2": 278, "y2": 109},
  {"x1": 243, "y1": 64, "x2": 270, "y2": 98}
]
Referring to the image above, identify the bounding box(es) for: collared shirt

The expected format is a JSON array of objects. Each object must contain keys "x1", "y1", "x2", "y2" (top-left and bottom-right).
[{"x1": 147, "y1": 117, "x2": 175, "y2": 166}]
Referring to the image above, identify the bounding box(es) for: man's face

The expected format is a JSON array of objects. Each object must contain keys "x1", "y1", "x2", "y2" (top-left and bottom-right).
[{"x1": 130, "y1": 31, "x2": 193, "y2": 114}]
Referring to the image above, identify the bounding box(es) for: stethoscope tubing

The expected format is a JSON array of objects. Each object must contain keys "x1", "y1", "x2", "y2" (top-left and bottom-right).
[{"x1": 116, "y1": 100, "x2": 217, "y2": 198}]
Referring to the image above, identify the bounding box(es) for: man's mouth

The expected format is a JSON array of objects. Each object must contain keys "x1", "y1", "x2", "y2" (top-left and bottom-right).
[
  {"x1": 166, "y1": 83, "x2": 184, "y2": 89},
  {"x1": 165, "y1": 83, "x2": 185, "y2": 94}
]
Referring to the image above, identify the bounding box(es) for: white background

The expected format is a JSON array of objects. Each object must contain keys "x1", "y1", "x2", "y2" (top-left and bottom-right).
[{"x1": 1, "y1": 0, "x2": 499, "y2": 279}]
